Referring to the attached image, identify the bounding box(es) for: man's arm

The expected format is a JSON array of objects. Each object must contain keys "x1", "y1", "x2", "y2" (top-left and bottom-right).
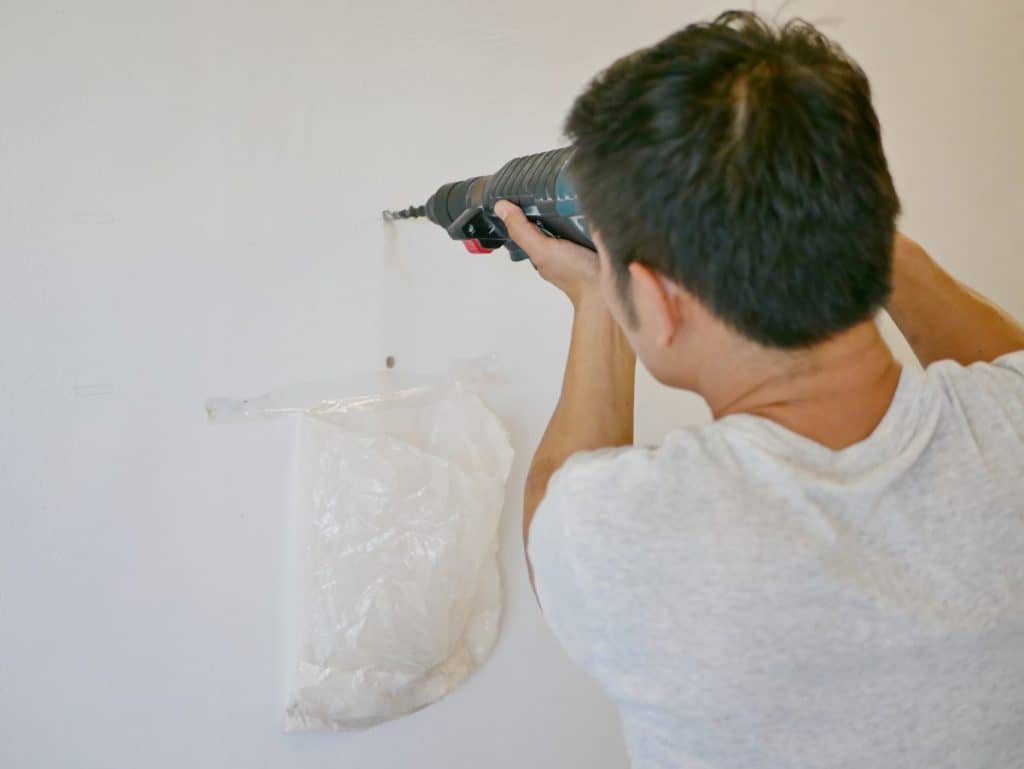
[
  {"x1": 492, "y1": 202, "x2": 636, "y2": 552},
  {"x1": 887, "y1": 234, "x2": 1024, "y2": 366},
  {"x1": 523, "y1": 293, "x2": 635, "y2": 543}
]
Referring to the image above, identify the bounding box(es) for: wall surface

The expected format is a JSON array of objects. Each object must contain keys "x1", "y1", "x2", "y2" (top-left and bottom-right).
[{"x1": 2, "y1": 1, "x2": 1021, "y2": 767}]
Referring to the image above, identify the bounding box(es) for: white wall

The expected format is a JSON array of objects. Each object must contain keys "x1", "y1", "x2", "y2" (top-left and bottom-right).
[{"x1": 2, "y1": 1, "x2": 1021, "y2": 766}]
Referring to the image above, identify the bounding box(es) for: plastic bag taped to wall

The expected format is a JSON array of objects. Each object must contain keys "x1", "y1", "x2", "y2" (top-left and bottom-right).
[{"x1": 207, "y1": 364, "x2": 514, "y2": 730}]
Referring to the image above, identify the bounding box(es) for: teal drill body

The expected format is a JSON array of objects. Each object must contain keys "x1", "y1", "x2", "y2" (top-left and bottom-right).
[{"x1": 383, "y1": 147, "x2": 593, "y2": 261}]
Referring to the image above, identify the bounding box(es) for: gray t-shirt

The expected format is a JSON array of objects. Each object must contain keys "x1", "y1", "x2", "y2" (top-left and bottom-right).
[{"x1": 529, "y1": 351, "x2": 1024, "y2": 769}]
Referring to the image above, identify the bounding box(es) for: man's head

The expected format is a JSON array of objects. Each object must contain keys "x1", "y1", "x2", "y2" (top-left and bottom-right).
[{"x1": 566, "y1": 10, "x2": 900, "y2": 386}]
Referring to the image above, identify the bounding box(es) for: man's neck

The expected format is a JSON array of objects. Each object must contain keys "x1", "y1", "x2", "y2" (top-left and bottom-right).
[{"x1": 700, "y1": 321, "x2": 902, "y2": 451}]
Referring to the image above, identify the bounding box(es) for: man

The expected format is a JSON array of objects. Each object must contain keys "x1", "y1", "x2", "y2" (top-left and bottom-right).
[{"x1": 494, "y1": 10, "x2": 1024, "y2": 769}]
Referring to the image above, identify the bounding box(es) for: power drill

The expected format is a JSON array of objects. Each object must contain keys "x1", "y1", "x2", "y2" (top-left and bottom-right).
[{"x1": 382, "y1": 147, "x2": 594, "y2": 261}]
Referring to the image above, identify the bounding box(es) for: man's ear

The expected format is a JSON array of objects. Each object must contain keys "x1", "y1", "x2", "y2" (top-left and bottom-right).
[{"x1": 628, "y1": 262, "x2": 681, "y2": 347}]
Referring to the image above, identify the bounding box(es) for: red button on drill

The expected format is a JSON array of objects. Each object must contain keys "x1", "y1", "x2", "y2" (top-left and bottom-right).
[{"x1": 463, "y1": 239, "x2": 494, "y2": 254}]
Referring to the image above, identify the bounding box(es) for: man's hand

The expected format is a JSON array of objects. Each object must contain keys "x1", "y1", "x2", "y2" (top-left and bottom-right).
[{"x1": 494, "y1": 200, "x2": 599, "y2": 306}]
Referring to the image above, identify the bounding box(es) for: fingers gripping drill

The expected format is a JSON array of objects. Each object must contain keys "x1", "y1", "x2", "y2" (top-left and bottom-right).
[{"x1": 382, "y1": 147, "x2": 594, "y2": 261}]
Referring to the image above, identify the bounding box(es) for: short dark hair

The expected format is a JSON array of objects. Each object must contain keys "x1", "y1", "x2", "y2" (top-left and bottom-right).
[{"x1": 565, "y1": 10, "x2": 900, "y2": 348}]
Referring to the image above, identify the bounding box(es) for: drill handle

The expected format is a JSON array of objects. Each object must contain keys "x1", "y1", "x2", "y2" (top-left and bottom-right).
[
  {"x1": 506, "y1": 242, "x2": 531, "y2": 262},
  {"x1": 447, "y1": 204, "x2": 577, "y2": 262},
  {"x1": 447, "y1": 206, "x2": 532, "y2": 261}
]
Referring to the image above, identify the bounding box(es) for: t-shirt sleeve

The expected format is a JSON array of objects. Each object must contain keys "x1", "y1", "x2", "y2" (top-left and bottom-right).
[
  {"x1": 992, "y1": 349, "x2": 1024, "y2": 380},
  {"x1": 928, "y1": 349, "x2": 1024, "y2": 444},
  {"x1": 527, "y1": 446, "x2": 647, "y2": 672}
]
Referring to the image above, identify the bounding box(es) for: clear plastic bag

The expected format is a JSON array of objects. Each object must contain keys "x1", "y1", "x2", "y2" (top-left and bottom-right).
[{"x1": 207, "y1": 363, "x2": 514, "y2": 730}]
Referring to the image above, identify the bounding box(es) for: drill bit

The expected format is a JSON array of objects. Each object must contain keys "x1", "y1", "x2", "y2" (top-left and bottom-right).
[{"x1": 382, "y1": 205, "x2": 426, "y2": 222}]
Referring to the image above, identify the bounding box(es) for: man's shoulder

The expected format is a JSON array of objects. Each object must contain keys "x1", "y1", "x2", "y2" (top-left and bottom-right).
[
  {"x1": 552, "y1": 428, "x2": 717, "y2": 487},
  {"x1": 527, "y1": 427, "x2": 752, "y2": 633},
  {"x1": 528, "y1": 434, "x2": 717, "y2": 621},
  {"x1": 540, "y1": 444, "x2": 661, "y2": 527},
  {"x1": 539, "y1": 427, "x2": 731, "y2": 529}
]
